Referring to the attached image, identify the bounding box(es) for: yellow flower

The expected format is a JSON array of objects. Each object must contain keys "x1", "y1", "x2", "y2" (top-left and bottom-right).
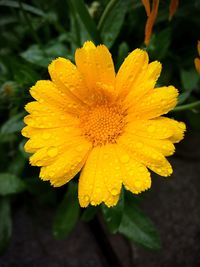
[
  {"x1": 194, "y1": 40, "x2": 200, "y2": 74},
  {"x1": 22, "y1": 41, "x2": 185, "y2": 207}
]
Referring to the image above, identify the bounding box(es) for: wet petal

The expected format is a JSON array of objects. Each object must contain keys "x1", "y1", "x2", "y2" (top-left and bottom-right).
[
  {"x1": 118, "y1": 133, "x2": 173, "y2": 177},
  {"x1": 75, "y1": 41, "x2": 115, "y2": 92},
  {"x1": 78, "y1": 146, "x2": 120, "y2": 207},
  {"x1": 128, "y1": 86, "x2": 178, "y2": 119},
  {"x1": 116, "y1": 145, "x2": 151, "y2": 194},
  {"x1": 39, "y1": 139, "x2": 91, "y2": 187}
]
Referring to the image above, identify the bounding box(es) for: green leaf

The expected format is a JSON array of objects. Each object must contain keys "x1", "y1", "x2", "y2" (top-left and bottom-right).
[
  {"x1": 21, "y1": 42, "x2": 68, "y2": 68},
  {"x1": 98, "y1": 0, "x2": 129, "y2": 48},
  {"x1": 178, "y1": 91, "x2": 191, "y2": 105},
  {"x1": 0, "y1": 198, "x2": 12, "y2": 254},
  {"x1": 53, "y1": 183, "x2": 80, "y2": 239},
  {"x1": 0, "y1": 0, "x2": 45, "y2": 16},
  {"x1": 26, "y1": 178, "x2": 56, "y2": 205},
  {"x1": 0, "y1": 113, "x2": 25, "y2": 135},
  {"x1": 7, "y1": 154, "x2": 26, "y2": 176},
  {"x1": 0, "y1": 173, "x2": 26, "y2": 196},
  {"x1": 81, "y1": 206, "x2": 97, "y2": 222},
  {"x1": 116, "y1": 42, "x2": 129, "y2": 70},
  {"x1": 119, "y1": 201, "x2": 161, "y2": 250},
  {"x1": 147, "y1": 28, "x2": 171, "y2": 60},
  {"x1": 69, "y1": 0, "x2": 101, "y2": 45},
  {"x1": 180, "y1": 69, "x2": 200, "y2": 91},
  {"x1": 101, "y1": 191, "x2": 124, "y2": 233}
]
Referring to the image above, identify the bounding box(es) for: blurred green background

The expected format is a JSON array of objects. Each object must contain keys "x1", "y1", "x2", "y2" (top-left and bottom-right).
[{"x1": 0, "y1": 0, "x2": 200, "y2": 260}]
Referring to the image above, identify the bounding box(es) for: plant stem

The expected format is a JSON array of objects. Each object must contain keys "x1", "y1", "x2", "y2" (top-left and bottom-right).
[{"x1": 173, "y1": 100, "x2": 200, "y2": 112}]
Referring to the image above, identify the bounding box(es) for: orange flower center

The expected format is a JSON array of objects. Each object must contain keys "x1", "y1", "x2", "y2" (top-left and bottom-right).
[{"x1": 80, "y1": 103, "x2": 127, "y2": 146}]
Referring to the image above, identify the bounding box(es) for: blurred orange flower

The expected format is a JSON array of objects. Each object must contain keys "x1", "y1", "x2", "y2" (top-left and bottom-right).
[
  {"x1": 194, "y1": 41, "x2": 200, "y2": 74},
  {"x1": 169, "y1": 0, "x2": 179, "y2": 20},
  {"x1": 142, "y1": 0, "x2": 179, "y2": 46}
]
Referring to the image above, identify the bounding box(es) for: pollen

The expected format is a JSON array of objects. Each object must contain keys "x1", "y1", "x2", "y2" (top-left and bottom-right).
[{"x1": 80, "y1": 103, "x2": 127, "y2": 146}]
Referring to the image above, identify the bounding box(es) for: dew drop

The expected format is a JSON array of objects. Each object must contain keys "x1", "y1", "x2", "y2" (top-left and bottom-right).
[
  {"x1": 147, "y1": 125, "x2": 155, "y2": 133},
  {"x1": 111, "y1": 188, "x2": 118, "y2": 195},
  {"x1": 84, "y1": 195, "x2": 89, "y2": 202},
  {"x1": 120, "y1": 154, "x2": 130, "y2": 163},
  {"x1": 135, "y1": 180, "x2": 142, "y2": 188},
  {"x1": 42, "y1": 132, "x2": 51, "y2": 140},
  {"x1": 136, "y1": 142, "x2": 143, "y2": 148},
  {"x1": 91, "y1": 200, "x2": 96, "y2": 205},
  {"x1": 64, "y1": 127, "x2": 70, "y2": 132},
  {"x1": 49, "y1": 171, "x2": 55, "y2": 177},
  {"x1": 76, "y1": 145, "x2": 83, "y2": 152},
  {"x1": 47, "y1": 147, "x2": 58, "y2": 157},
  {"x1": 96, "y1": 187, "x2": 101, "y2": 194}
]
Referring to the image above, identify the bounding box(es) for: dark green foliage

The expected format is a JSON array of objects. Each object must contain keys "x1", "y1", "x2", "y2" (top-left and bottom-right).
[
  {"x1": 52, "y1": 183, "x2": 80, "y2": 239},
  {"x1": 0, "y1": 0, "x2": 199, "y2": 254}
]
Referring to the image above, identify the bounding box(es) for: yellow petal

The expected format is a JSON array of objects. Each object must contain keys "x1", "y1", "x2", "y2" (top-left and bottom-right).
[
  {"x1": 116, "y1": 49, "x2": 149, "y2": 98},
  {"x1": 118, "y1": 133, "x2": 173, "y2": 177},
  {"x1": 39, "y1": 139, "x2": 91, "y2": 187},
  {"x1": 78, "y1": 146, "x2": 120, "y2": 207},
  {"x1": 124, "y1": 119, "x2": 174, "y2": 139},
  {"x1": 194, "y1": 58, "x2": 200, "y2": 74},
  {"x1": 75, "y1": 41, "x2": 115, "y2": 92},
  {"x1": 48, "y1": 57, "x2": 94, "y2": 106},
  {"x1": 158, "y1": 117, "x2": 186, "y2": 143},
  {"x1": 30, "y1": 80, "x2": 82, "y2": 115},
  {"x1": 116, "y1": 145, "x2": 151, "y2": 194},
  {"x1": 24, "y1": 112, "x2": 77, "y2": 129},
  {"x1": 128, "y1": 86, "x2": 178, "y2": 119},
  {"x1": 24, "y1": 101, "x2": 79, "y2": 126},
  {"x1": 23, "y1": 127, "x2": 82, "y2": 153},
  {"x1": 98, "y1": 144, "x2": 122, "y2": 195},
  {"x1": 124, "y1": 60, "x2": 162, "y2": 106},
  {"x1": 124, "y1": 135, "x2": 175, "y2": 156}
]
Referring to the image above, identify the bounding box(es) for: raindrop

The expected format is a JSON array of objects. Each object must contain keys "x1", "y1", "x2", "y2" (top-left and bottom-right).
[
  {"x1": 111, "y1": 188, "x2": 118, "y2": 195},
  {"x1": 47, "y1": 147, "x2": 58, "y2": 157},
  {"x1": 42, "y1": 132, "x2": 51, "y2": 140},
  {"x1": 76, "y1": 145, "x2": 83, "y2": 152},
  {"x1": 135, "y1": 180, "x2": 142, "y2": 188},
  {"x1": 120, "y1": 154, "x2": 130, "y2": 163},
  {"x1": 84, "y1": 195, "x2": 89, "y2": 202}
]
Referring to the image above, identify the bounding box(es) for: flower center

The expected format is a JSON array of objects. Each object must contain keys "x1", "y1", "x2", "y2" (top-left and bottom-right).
[{"x1": 80, "y1": 103, "x2": 127, "y2": 146}]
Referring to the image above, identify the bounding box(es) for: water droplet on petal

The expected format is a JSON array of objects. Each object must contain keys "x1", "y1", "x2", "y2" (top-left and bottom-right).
[
  {"x1": 96, "y1": 187, "x2": 101, "y2": 193},
  {"x1": 64, "y1": 127, "x2": 70, "y2": 132},
  {"x1": 47, "y1": 147, "x2": 58, "y2": 157},
  {"x1": 120, "y1": 154, "x2": 130, "y2": 163},
  {"x1": 84, "y1": 195, "x2": 89, "y2": 202},
  {"x1": 135, "y1": 180, "x2": 142, "y2": 188},
  {"x1": 147, "y1": 125, "x2": 155, "y2": 133},
  {"x1": 111, "y1": 188, "x2": 118, "y2": 195},
  {"x1": 136, "y1": 142, "x2": 143, "y2": 148},
  {"x1": 76, "y1": 145, "x2": 83, "y2": 152},
  {"x1": 42, "y1": 132, "x2": 51, "y2": 140}
]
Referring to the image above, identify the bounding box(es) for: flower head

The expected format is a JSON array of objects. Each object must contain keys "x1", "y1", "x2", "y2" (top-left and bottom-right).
[{"x1": 22, "y1": 41, "x2": 186, "y2": 207}]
